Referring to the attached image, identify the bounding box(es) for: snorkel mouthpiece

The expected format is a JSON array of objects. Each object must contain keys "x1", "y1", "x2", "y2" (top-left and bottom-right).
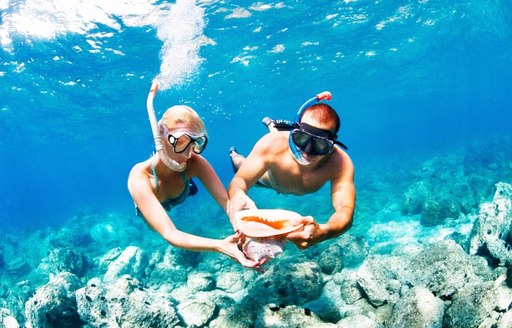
[
  {"x1": 146, "y1": 81, "x2": 187, "y2": 172},
  {"x1": 288, "y1": 133, "x2": 313, "y2": 166}
]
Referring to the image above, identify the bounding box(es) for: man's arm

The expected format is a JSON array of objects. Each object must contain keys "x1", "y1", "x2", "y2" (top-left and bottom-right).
[
  {"x1": 227, "y1": 137, "x2": 273, "y2": 224},
  {"x1": 287, "y1": 153, "x2": 355, "y2": 249}
]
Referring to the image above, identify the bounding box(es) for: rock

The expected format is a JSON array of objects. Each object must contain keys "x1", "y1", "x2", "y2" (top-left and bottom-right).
[
  {"x1": 334, "y1": 270, "x2": 364, "y2": 305},
  {"x1": 243, "y1": 261, "x2": 324, "y2": 308},
  {"x1": 444, "y1": 281, "x2": 499, "y2": 327},
  {"x1": 468, "y1": 182, "x2": 512, "y2": 266},
  {"x1": 420, "y1": 195, "x2": 460, "y2": 227},
  {"x1": 401, "y1": 181, "x2": 431, "y2": 215},
  {"x1": 104, "y1": 246, "x2": 147, "y2": 282},
  {"x1": 216, "y1": 271, "x2": 247, "y2": 294},
  {"x1": 255, "y1": 304, "x2": 336, "y2": 328},
  {"x1": 90, "y1": 222, "x2": 119, "y2": 245},
  {"x1": 390, "y1": 286, "x2": 444, "y2": 328},
  {"x1": 25, "y1": 272, "x2": 82, "y2": 328},
  {"x1": 177, "y1": 300, "x2": 216, "y2": 327},
  {"x1": 76, "y1": 275, "x2": 180, "y2": 327},
  {"x1": 38, "y1": 247, "x2": 86, "y2": 277},
  {"x1": 0, "y1": 308, "x2": 20, "y2": 328},
  {"x1": 187, "y1": 271, "x2": 215, "y2": 292},
  {"x1": 356, "y1": 256, "x2": 403, "y2": 307},
  {"x1": 2, "y1": 315, "x2": 20, "y2": 328},
  {"x1": 5, "y1": 257, "x2": 31, "y2": 276},
  {"x1": 317, "y1": 243, "x2": 343, "y2": 274},
  {"x1": 403, "y1": 240, "x2": 480, "y2": 298},
  {"x1": 336, "y1": 234, "x2": 370, "y2": 268},
  {"x1": 336, "y1": 314, "x2": 378, "y2": 328},
  {"x1": 145, "y1": 246, "x2": 191, "y2": 287}
]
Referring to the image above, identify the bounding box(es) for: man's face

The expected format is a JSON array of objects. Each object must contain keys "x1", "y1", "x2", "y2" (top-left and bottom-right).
[{"x1": 290, "y1": 112, "x2": 337, "y2": 165}]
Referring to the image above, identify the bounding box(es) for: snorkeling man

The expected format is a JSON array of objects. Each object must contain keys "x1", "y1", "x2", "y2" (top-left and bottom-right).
[{"x1": 228, "y1": 93, "x2": 355, "y2": 249}]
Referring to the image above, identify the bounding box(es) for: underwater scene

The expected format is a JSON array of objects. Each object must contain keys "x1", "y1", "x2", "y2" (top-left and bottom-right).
[{"x1": 1, "y1": 0, "x2": 512, "y2": 326}]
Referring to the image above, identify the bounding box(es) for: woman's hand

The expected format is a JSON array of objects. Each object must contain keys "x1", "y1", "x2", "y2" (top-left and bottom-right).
[{"x1": 218, "y1": 232, "x2": 261, "y2": 268}]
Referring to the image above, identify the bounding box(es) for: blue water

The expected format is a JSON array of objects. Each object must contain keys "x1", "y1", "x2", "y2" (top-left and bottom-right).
[{"x1": 0, "y1": 0, "x2": 511, "y2": 233}]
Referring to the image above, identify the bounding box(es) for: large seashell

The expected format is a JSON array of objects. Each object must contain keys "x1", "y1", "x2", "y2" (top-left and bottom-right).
[{"x1": 234, "y1": 209, "x2": 303, "y2": 238}]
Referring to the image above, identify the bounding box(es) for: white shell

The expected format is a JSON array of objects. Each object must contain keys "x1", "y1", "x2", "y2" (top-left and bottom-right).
[{"x1": 234, "y1": 209, "x2": 303, "y2": 238}]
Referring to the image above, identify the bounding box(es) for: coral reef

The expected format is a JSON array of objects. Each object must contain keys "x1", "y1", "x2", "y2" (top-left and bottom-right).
[{"x1": 1, "y1": 138, "x2": 512, "y2": 327}]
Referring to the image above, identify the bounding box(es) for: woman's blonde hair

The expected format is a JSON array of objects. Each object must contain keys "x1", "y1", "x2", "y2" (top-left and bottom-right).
[{"x1": 159, "y1": 105, "x2": 206, "y2": 134}]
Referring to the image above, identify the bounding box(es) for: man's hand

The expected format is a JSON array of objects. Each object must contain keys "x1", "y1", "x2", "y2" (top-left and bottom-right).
[
  {"x1": 286, "y1": 216, "x2": 326, "y2": 249},
  {"x1": 227, "y1": 193, "x2": 257, "y2": 230}
]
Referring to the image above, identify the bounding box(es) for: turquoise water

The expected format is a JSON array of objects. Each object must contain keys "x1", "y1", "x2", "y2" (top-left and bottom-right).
[
  {"x1": 1, "y1": 0, "x2": 510, "y2": 232},
  {"x1": 1, "y1": 0, "x2": 512, "y2": 325}
]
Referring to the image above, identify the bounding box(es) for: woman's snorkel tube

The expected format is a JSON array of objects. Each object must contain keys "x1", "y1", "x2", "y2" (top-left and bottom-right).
[{"x1": 146, "y1": 81, "x2": 187, "y2": 172}]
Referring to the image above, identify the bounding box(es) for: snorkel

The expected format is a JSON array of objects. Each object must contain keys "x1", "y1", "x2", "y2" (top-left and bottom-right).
[
  {"x1": 289, "y1": 91, "x2": 333, "y2": 166},
  {"x1": 146, "y1": 81, "x2": 187, "y2": 172}
]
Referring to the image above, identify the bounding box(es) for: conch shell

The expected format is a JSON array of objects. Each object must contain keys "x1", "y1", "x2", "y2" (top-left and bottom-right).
[{"x1": 234, "y1": 209, "x2": 303, "y2": 263}]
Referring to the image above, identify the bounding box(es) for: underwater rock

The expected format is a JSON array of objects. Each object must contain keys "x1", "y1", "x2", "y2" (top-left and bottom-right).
[
  {"x1": 90, "y1": 222, "x2": 119, "y2": 245},
  {"x1": 104, "y1": 246, "x2": 148, "y2": 282},
  {"x1": 390, "y1": 286, "x2": 444, "y2": 328},
  {"x1": 303, "y1": 290, "x2": 342, "y2": 324},
  {"x1": 244, "y1": 261, "x2": 323, "y2": 308},
  {"x1": 145, "y1": 246, "x2": 195, "y2": 287},
  {"x1": 468, "y1": 182, "x2": 512, "y2": 266},
  {"x1": 420, "y1": 195, "x2": 461, "y2": 227},
  {"x1": 24, "y1": 272, "x2": 82, "y2": 328},
  {"x1": 255, "y1": 304, "x2": 335, "y2": 328},
  {"x1": 444, "y1": 281, "x2": 499, "y2": 327},
  {"x1": 336, "y1": 234, "x2": 370, "y2": 268},
  {"x1": 336, "y1": 313, "x2": 378, "y2": 328},
  {"x1": 216, "y1": 271, "x2": 248, "y2": 294},
  {"x1": 177, "y1": 300, "x2": 216, "y2": 327},
  {"x1": 317, "y1": 243, "x2": 344, "y2": 274},
  {"x1": 38, "y1": 247, "x2": 86, "y2": 277},
  {"x1": 403, "y1": 240, "x2": 480, "y2": 298},
  {"x1": 0, "y1": 308, "x2": 20, "y2": 328},
  {"x1": 76, "y1": 275, "x2": 180, "y2": 327},
  {"x1": 333, "y1": 270, "x2": 364, "y2": 305},
  {"x1": 186, "y1": 271, "x2": 215, "y2": 292},
  {"x1": 2, "y1": 315, "x2": 20, "y2": 328},
  {"x1": 401, "y1": 181, "x2": 431, "y2": 215},
  {"x1": 356, "y1": 256, "x2": 404, "y2": 307},
  {"x1": 5, "y1": 257, "x2": 31, "y2": 276}
]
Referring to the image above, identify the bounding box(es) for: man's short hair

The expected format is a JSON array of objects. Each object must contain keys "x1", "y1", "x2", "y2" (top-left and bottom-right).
[{"x1": 302, "y1": 103, "x2": 340, "y2": 134}]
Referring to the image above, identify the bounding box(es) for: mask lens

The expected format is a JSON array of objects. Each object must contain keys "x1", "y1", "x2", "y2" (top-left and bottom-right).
[
  {"x1": 172, "y1": 134, "x2": 193, "y2": 153},
  {"x1": 192, "y1": 136, "x2": 208, "y2": 154},
  {"x1": 312, "y1": 138, "x2": 331, "y2": 155},
  {"x1": 291, "y1": 129, "x2": 333, "y2": 156}
]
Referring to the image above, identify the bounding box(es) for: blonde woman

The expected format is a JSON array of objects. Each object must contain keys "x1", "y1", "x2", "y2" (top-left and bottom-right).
[{"x1": 128, "y1": 83, "x2": 259, "y2": 268}]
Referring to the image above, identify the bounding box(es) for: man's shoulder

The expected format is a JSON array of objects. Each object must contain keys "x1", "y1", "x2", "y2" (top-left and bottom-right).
[{"x1": 256, "y1": 131, "x2": 289, "y2": 147}]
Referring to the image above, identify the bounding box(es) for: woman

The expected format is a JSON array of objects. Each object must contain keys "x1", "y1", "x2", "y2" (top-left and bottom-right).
[{"x1": 128, "y1": 83, "x2": 259, "y2": 268}]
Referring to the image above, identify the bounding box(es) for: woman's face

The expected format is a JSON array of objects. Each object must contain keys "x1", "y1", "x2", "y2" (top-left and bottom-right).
[{"x1": 162, "y1": 123, "x2": 207, "y2": 162}]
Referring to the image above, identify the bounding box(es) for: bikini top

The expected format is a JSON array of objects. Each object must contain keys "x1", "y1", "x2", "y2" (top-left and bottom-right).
[
  {"x1": 151, "y1": 155, "x2": 191, "y2": 211},
  {"x1": 135, "y1": 156, "x2": 196, "y2": 216}
]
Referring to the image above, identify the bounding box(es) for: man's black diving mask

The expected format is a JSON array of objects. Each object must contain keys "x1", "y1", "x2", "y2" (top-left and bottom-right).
[{"x1": 290, "y1": 123, "x2": 347, "y2": 156}]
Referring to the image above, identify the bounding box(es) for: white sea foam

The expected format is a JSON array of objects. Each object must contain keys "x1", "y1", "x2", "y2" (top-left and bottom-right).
[{"x1": 0, "y1": 0, "x2": 212, "y2": 90}]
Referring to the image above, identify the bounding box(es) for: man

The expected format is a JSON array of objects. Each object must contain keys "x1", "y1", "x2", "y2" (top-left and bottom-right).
[{"x1": 228, "y1": 100, "x2": 355, "y2": 249}]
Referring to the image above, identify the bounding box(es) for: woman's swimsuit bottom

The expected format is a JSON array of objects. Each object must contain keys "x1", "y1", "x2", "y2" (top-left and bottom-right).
[{"x1": 136, "y1": 155, "x2": 198, "y2": 216}]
